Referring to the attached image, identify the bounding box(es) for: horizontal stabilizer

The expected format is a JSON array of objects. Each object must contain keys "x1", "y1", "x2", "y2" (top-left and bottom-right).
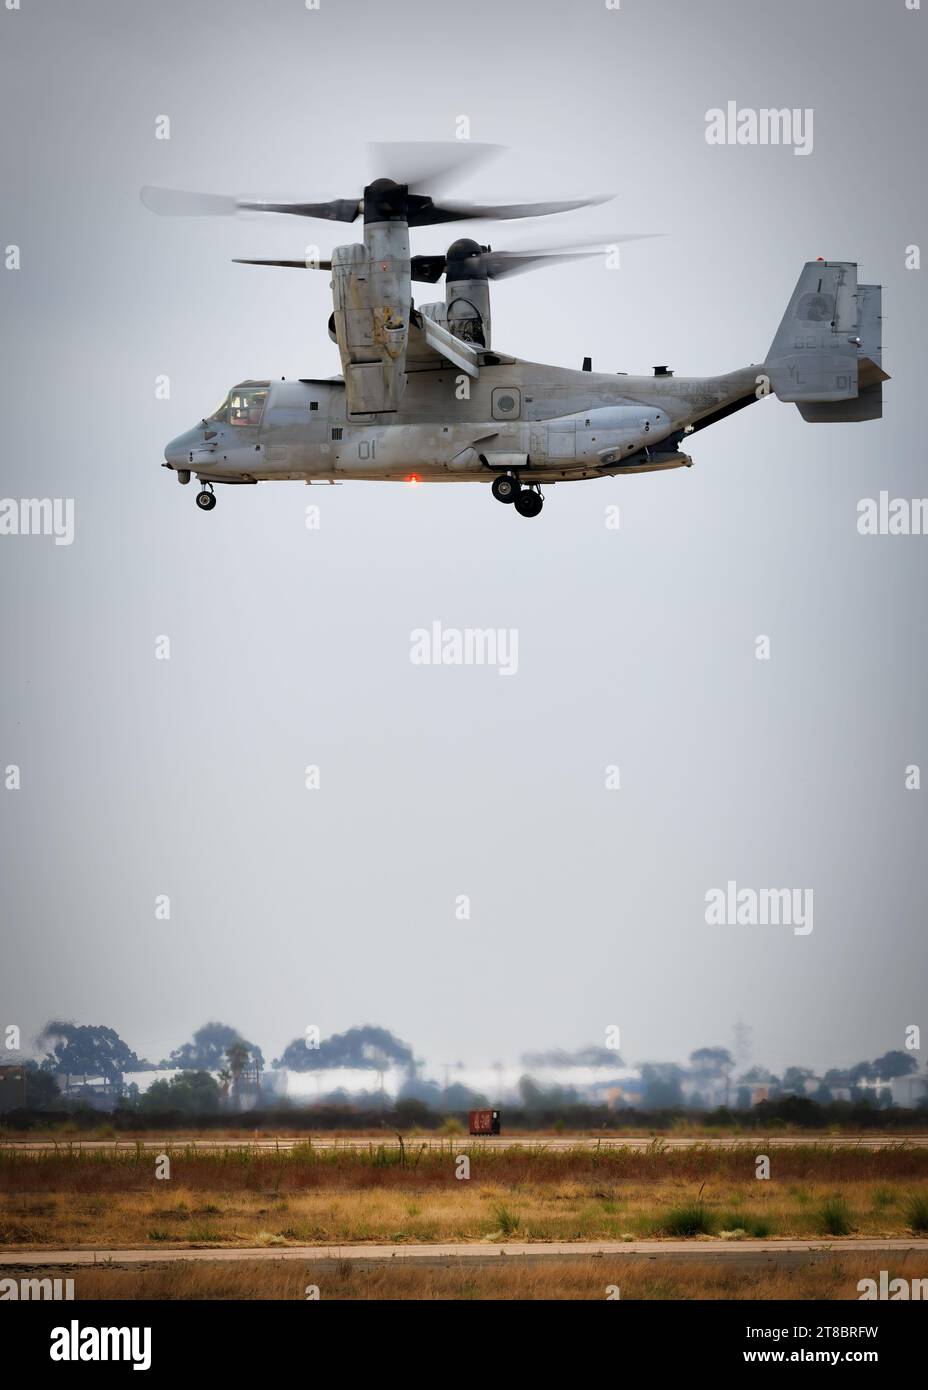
[{"x1": 796, "y1": 381, "x2": 883, "y2": 422}]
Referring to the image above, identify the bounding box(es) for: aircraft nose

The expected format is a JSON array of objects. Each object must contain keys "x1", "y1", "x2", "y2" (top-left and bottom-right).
[
  {"x1": 164, "y1": 429, "x2": 200, "y2": 484},
  {"x1": 164, "y1": 431, "x2": 191, "y2": 468}
]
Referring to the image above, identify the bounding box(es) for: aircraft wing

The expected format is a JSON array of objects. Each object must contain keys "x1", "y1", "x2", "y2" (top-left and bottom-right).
[{"x1": 408, "y1": 307, "x2": 481, "y2": 378}]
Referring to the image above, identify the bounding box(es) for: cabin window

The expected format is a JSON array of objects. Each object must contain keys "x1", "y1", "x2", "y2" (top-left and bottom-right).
[{"x1": 491, "y1": 387, "x2": 521, "y2": 420}]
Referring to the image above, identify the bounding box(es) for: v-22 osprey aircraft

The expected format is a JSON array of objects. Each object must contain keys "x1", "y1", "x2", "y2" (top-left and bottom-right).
[{"x1": 146, "y1": 145, "x2": 887, "y2": 519}]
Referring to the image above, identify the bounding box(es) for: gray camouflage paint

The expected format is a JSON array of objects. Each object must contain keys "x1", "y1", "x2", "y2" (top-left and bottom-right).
[{"x1": 165, "y1": 262, "x2": 882, "y2": 491}]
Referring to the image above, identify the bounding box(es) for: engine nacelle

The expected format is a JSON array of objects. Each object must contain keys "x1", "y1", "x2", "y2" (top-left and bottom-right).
[
  {"x1": 420, "y1": 241, "x2": 493, "y2": 349},
  {"x1": 446, "y1": 278, "x2": 490, "y2": 348},
  {"x1": 444, "y1": 239, "x2": 491, "y2": 348},
  {"x1": 331, "y1": 225, "x2": 411, "y2": 415}
]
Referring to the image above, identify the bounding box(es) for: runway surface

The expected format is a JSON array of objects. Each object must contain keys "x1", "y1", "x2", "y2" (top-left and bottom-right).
[
  {"x1": 5, "y1": 1134, "x2": 927, "y2": 1153},
  {"x1": 3, "y1": 1239, "x2": 927, "y2": 1269}
]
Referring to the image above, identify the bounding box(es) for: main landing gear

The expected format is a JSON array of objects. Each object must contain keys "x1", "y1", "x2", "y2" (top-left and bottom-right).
[
  {"x1": 196, "y1": 484, "x2": 217, "y2": 511},
  {"x1": 491, "y1": 474, "x2": 519, "y2": 504},
  {"x1": 491, "y1": 474, "x2": 544, "y2": 518}
]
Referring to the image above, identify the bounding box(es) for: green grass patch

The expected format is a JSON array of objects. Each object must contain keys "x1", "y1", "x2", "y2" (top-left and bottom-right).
[
  {"x1": 493, "y1": 1205, "x2": 521, "y2": 1236},
  {"x1": 659, "y1": 1200, "x2": 714, "y2": 1237},
  {"x1": 815, "y1": 1197, "x2": 854, "y2": 1236},
  {"x1": 905, "y1": 1192, "x2": 928, "y2": 1233}
]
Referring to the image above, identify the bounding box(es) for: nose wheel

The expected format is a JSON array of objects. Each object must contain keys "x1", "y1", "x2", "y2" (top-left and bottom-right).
[{"x1": 196, "y1": 486, "x2": 217, "y2": 511}]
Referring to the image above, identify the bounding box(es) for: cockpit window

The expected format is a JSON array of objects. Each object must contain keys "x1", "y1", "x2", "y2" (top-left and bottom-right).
[
  {"x1": 209, "y1": 386, "x2": 268, "y2": 427},
  {"x1": 229, "y1": 387, "x2": 267, "y2": 426}
]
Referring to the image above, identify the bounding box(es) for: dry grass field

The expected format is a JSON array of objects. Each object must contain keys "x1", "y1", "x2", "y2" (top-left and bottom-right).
[
  {"x1": 2, "y1": 1142, "x2": 927, "y2": 1248},
  {"x1": 6, "y1": 1254, "x2": 928, "y2": 1300}
]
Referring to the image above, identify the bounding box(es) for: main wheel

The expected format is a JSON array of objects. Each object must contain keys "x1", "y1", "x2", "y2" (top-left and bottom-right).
[
  {"x1": 196, "y1": 489, "x2": 217, "y2": 511},
  {"x1": 491, "y1": 474, "x2": 519, "y2": 504},
  {"x1": 514, "y1": 489, "x2": 543, "y2": 518}
]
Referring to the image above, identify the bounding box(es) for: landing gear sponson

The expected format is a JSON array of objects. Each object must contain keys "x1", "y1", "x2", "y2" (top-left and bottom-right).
[{"x1": 491, "y1": 473, "x2": 543, "y2": 517}]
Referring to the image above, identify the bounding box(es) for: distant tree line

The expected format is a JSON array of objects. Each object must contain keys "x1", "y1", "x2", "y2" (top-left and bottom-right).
[
  {"x1": 3, "y1": 1094, "x2": 927, "y2": 1134},
  {"x1": 0, "y1": 1018, "x2": 923, "y2": 1118}
]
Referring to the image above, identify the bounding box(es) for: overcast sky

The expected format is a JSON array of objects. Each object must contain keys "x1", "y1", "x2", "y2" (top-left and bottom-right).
[{"x1": 1, "y1": 0, "x2": 925, "y2": 1077}]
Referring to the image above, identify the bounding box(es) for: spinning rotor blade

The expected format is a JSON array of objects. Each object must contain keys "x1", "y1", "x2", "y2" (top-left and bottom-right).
[
  {"x1": 406, "y1": 256, "x2": 448, "y2": 284},
  {"x1": 479, "y1": 231, "x2": 657, "y2": 278},
  {"x1": 232, "y1": 258, "x2": 333, "y2": 270},
  {"x1": 142, "y1": 143, "x2": 611, "y2": 228},
  {"x1": 409, "y1": 232, "x2": 662, "y2": 282},
  {"x1": 230, "y1": 250, "x2": 610, "y2": 281},
  {"x1": 140, "y1": 186, "x2": 360, "y2": 222},
  {"x1": 368, "y1": 144, "x2": 611, "y2": 224},
  {"x1": 141, "y1": 187, "x2": 239, "y2": 217},
  {"x1": 231, "y1": 233, "x2": 660, "y2": 280},
  {"x1": 366, "y1": 141, "x2": 502, "y2": 196},
  {"x1": 406, "y1": 195, "x2": 612, "y2": 227}
]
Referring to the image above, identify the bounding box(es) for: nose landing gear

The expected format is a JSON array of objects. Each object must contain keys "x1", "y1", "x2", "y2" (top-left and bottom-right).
[
  {"x1": 491, "y1": 474, "x2": 544, "y2": 517},
  {"x1": 196, "y1": 485, "x2": 217, "y2": 511}
]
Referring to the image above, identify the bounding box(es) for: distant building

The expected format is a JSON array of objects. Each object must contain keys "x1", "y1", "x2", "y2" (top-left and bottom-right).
[
  {"x1": 890, "y1": 1073, "x2": 928, "y2": 1108},
  {"x1": 53, "y1": 1074, "x2": 122, "y2": 1111}
]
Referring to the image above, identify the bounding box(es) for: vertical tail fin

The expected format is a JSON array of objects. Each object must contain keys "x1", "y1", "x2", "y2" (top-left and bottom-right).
[{"x1": 765, "y1": 261, "x2": 887, "y2": 422}]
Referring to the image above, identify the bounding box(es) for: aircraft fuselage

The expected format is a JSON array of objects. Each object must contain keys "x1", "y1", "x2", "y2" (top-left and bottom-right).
[{"x1": 164, "y1": 358, "x2": 762, "y2": 488}]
